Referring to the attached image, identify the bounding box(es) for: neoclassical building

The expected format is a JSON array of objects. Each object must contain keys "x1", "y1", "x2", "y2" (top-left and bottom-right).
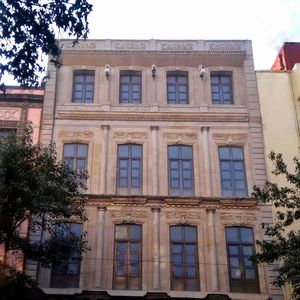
[{"x1": 31, "y1": 39, "x2": 283, "y2": 300}]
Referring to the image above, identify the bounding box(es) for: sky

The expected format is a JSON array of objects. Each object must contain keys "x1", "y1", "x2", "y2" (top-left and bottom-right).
[{"x1": 86, "y1": 0, "x2": 300, "y2": 70}]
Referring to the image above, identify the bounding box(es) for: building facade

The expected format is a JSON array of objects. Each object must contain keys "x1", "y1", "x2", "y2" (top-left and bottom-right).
[
  {"x1": 0, "y1": 86, "x2": 44, "y2": 270},
  {"x1": 257, "y1": 49, "x2": 300, "y2": 300},
  {"x1": 33, "y1": 39, "x2": 282, "y2": 300}
]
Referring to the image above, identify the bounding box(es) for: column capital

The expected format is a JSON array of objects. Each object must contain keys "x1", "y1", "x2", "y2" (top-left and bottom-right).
[
  {"x1": 151, "y1": 207, "x2": 161, "y2": 212},
  {"x1": 201, "y1": 126, "x2": 210, "y2": 132},
  {"x1": 101, "y1": 125, "x2": 110, "y2": 131},
  {"x1": 97, "y1": 206, "x2": 107, "y2": 212},
  {"x1": 150, "y1": 125, "x2": 159, "y2": 131},
  {"x1": 206, "y1": 208, "x2": 216, "y2": 214}
]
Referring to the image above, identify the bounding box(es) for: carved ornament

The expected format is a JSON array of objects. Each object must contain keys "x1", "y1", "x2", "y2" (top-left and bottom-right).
[
  {"x1": 58, "y1": 130, "x2": 94, "y2": 139},
  {"x1": 113, "y1": 132, "x2": 147, "y2": 140},
  {"x1": 163, "y1": 132, "x2": 197, "y2": 141},
  {"x1": 212, "y1": 133, "x2": 248, "y2": 144},
  {"x1": 219, "y1": 213, "x2": 257, "y2": 226},
  {"x1": 64, "y1": 41, "x2": 96, "y2": 49},
  {"x1": 111, "y1": 210, "x2": 148, "y2": 223},
  {"x1": 161, "y1": 42, "x2": 194, "y2": 51},
  {"x1": 208, "y1": 42, "x2": 242, "y2": 51},
  {"x1": 166, "y1": 212, "x2": 201, "y2": 225},
  {"x1": 113, "y1": 42, "x2": 147, "y2": 50},
  {"x1": 0, "y1": 109, "x2": 21, "y2": 121}
]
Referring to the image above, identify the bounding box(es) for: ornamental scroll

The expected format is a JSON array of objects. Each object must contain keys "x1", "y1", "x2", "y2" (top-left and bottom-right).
[
  {"x1": 212, "y1": 133, "x2": 248, "y2": 145},
  {"x1": 165, "y1": 211, "x2": 202, "y2": 225},
  {"x1": 219, "y1": 213, "x2": 257, "y2": 226},
  {"x1": 59, "y1": 130, "x2": 94, "y2": 139},
  {"x1": 111, "y1": 210, "x2": 148, "y2": 223}
]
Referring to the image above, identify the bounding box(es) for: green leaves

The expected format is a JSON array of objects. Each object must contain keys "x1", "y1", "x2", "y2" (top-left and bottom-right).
[
  {"x1": 0, "y1": 0, "x2": 93, "y2": 86},
  {"x1": 252, "y1": 152, "x2": 300, "y2": 299}
]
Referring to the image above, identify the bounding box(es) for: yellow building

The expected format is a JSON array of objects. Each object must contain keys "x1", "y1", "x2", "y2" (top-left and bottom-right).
[
  {"x1": 257, "y1": 62, "x2": 300, "y2": 300},
  {"x1": 27, "y1": 39, "x2": 283, "y2": 300}
]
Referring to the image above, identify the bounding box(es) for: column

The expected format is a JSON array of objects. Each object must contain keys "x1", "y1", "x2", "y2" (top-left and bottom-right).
[
  {"x1": 100, "y1": 125, "x2": 110, "y2": 194},
  {"x1": 152, "y1": 207, "x2": 161, "y2": 289},
  {"x1": 207, "y1": 208, "x2": 219, "y2": 291},
  {"x1": 95, "y1": 207, "x2": 106, "y2": 288},
  {"x1": 201, "y1": 127, "x2": 212, "y2": 196},
  {"x1": 150, "y1": 126, "x2": 159, "y2": 195}
]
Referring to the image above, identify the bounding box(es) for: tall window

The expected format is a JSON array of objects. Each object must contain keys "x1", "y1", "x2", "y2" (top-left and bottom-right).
[
  {"x1": 119, "y1": 71, "x2": 142, "y2": 103},
  {"x1": 219, "y1": 146, "x2": 247, "y2": 197},
  {"x1": 114, "y1": 224, "x2": 142, "y2": 290},
  {"x1": 170, "y1": 226, "x2": 199, "y2": 291},
  {"x1": 167, "y1": 72, "x2": 189, "y2": 104},
  {"x1": 72, "y1": 70, "x2": 95, "y2": 103},
  {"x1": 211, "y1": 72, "x2": 233, "y2": 104},
  {"x1": 117, "y1": 144, "x2": 142, "y2": 194},
  {"x1": 226, "y1": 227, "x2": 259, "y2": 293},
  {"x1": 50, "y1": 223, "x2": 82, "y2": 288},
  {"x1": 168, "y1": 145, "x2": 194, "y2": 196}
]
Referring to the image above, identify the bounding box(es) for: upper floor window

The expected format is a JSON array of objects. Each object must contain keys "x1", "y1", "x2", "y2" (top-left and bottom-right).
[
  {"x1": 119, "y1": 71, "x2": 142, "y2": 104},
  {"x1": 117, "y1": 144, "x2": 142, "y2": 194},
  {"x1": 219, "y1": 146, "x2": 247, "y2": 197},
  {"x1": 170, "y1": 225, "x2": 200, "y2": 291},
  {"x1": 211, "y1": 72, "x2": 233, "y2": 104},
  {"x1": 226, "y1": 227, "x2": 259, "y2": 293},
  {"x1": 72, "y1": 70, "x2": 95, "y2": 103},
  {"x1": 50, "y1": 223, "x2": 82, "y2": 288},
  {"x1": 168, "y1": 145, "x2": 194, "y2": 196},
  {"x1": 114, "y1": 224, "x2": 142, "y2": 290},
  {"x1": 167, "y1": 71, "x2": 189, "y2": 104}
]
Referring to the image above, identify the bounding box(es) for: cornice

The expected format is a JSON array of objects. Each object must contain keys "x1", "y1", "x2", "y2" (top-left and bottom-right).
[{"x1": 56, "y1": 111, "x2": 249, "y2": 123}]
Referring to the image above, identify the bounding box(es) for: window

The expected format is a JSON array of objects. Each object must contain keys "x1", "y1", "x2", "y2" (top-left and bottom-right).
[
  {"x1": 168, "y1": 145, "x2": 194, "y2": 196},
  {"x1": 167, "y1": 72, "x2": 189, "y2": 104},
  {"x1": 63, "y1": 144, "x2": 88, "y2": 187},
  {"x1": 211, "y1": 72, "x2": 233, "y2": 104},
  {"x1": 114, "y1": 224, "x2": 142, "y2": 290},
  {"x1": 170, "y1": 226, "x2": 199, "y2": 291},
  {"x1": 219, "y1": 146, "x2": 247, "y2": 197},
  {"x1": 226, "y1": 227, "x2": 259, "y2": 293},
  {"x1": 117, "y1": 144, "x2": 142, "y2": 194},
  {"x1": 0, "y1": 128, "x2": 16, "y2": 140},
  {"x1": 119, "y1": 71, "x2": 142, "y2": 103},
  {"x1": 72, "y1": 70, "x2": 95, "y2": 103},
  {"x1": 50, "y1": 223, "x2": 82, "y2": 288}
]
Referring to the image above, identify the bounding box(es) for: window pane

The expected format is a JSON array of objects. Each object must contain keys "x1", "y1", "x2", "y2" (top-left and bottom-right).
[
  {"x1": 226, "y1": 227, "x2": 239, "y2": 242},
  {"x1": 118, "y1": 145, "x2": 129, "y2": 156},
  {"x1": 77, "y1": 144, "x2": 88, "y2": 156},
  {"x1": 219, "y1": 147, "x2": 230, "y2": 159},
  {"x1": 168, "y1": 146, "x2": 179, "y2": 158},
  {"x1": 229, "y1": 246, "x2": 239, "y2": 255},
  {"x1": 181, "y1": 146, "x2": 192, "y2": 159},
  {"x1": 245, "y1": 268, "x2": 255, "y2": 279},
  {"x1": 184, "y1": 227, "x2": 196, "y2": 242},
  {"x1": 231, "y1": 268, "x2": 241, "y2": 278},
  {"x1": 131, "y1": 145, "x2": 141, "y2": 157},
  {"x1": 230, "y1": 257, "x2": 240, "y2": 267},
  {"x1": 64, "y1": 144, "x2": 75, "y2": 156},
  {"x1": 232, "y1": 148, "x2": 244, "y2": 160},
  {"x1": 115, "y1": 225, "x2": 127, "y2": 239},
  {"x1": 170, "y1": 227, "x2": 182, "y2": 241},
  {"x1": 241, "y1": 228, "x2": 253, "y2": 243}
]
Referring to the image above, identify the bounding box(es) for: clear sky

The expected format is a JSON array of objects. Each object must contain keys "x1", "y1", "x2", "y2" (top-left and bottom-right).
[{"x1": 87, "y1": 0, "x2": 300, "y2": 70}]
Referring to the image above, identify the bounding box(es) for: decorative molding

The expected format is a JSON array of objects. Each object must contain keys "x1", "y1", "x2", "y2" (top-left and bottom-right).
[
  {"x1": 208, "y1": 42, "x2": 242, "y2": 51},
  {"x1": 0, "y1": 108, "x2": 21, "y2": 121},
  {"x1": 113, "y1": 41, "x2": 147, "y2": 50},
  {"x1": 64, "y1": 41, "x2": 97, "y2": 50},
  {"x1": 219, "y1": 213, "x2": 257, "y2": 226},
  {"x1": 165, "y1": 211, "x2": 202, "y2": 224},
  {"x1": 57, "y1": 111, "x2": 249, "y2": 123},
  {"x1": 111, "y1": 210, "x2": 148, "y2": 223},
  {"x1": 58, "y1": 130, "x2": 94, "y2": 139},
  {"x1": 212, "y1": 133, "x2": 248, "y2": 144},
  {"x1": 113, "y1": 132, "x2": 148, "y2": 140},
  {"x1": 160, "y1": 42, "x2": 194, "y2": 51},
  {"x1": 162, "y1": 132, "x2": 197, "y2": 141}
]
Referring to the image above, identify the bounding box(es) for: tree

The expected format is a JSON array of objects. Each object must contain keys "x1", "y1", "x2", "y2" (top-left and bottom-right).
[
  {"x1": 0, "y1": 126, "x2": 89, "y2": 269},
  {"x1": 252, "y1": 152, "x2": 300, "y2": 300},
  {"x1": 0, "y1": 0, "x2": 93, "y2": 86}
]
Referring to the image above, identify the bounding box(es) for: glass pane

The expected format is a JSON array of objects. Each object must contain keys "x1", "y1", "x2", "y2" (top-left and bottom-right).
[
  {"x1": 120, "y1": 169, "x2": 128, "y2": 177},
  {"x1": 132, "y1": 85, "x2": 140, "y2": 92},
  {"x1": 229, "y1": 246, "x2": 239, "y2": 255},
  {"x1": 183, "y1": 179, "x2": 192, "y2": 188},
  {"x1": 178, "y1": 76, "x2": 187, "y2": 84},
  {"x1": 119, "y1": 159, "x2": 128, "y2": 168},
  {"x1": 170, "y1": 227, "x2": 182, "y2": 241},
  {"x1": 172, "y1": 254, "x2": 182, "y2": 264},
  {"x1": 222, "y1": 180, "x2": 232, "y2": 189},
  {"x1": 210, "y1": 76, "x2": 219, "y2": 84},
  {"x1": 131, "y1": 145, "x2": 141, "y2": 157},
  {"x1": 64, "y1": 144, "x2": 75, "y2": 156},
  {"x1": 70, "y1": 223, "x2": 81, "y2": 236},
  {"x1": 130, "y1": 225, "x2": 141, "y2": 240},
  {"x1": 86, "y1": 83, "x2": 94, "y2": 92},
  {"x1": 77, "y1": 144, "x2": 88, "y2": 157},
  {"x1": 181, "y1": 146, "x2": 192, "y2": 159},
  {"x1": 220, "y1": 161, "x2": 230, "y2": 170},
  {"x1": 243, "y1": 246, "x2": 253, "y2": 256},
  {"x1": 173, "y1": 266, "x2": 182, "y2": 278},
  {"x1": 221, "y1": 171, "x2": 231, "y2": 180},
  {"x1": 234, "y1": 171, "x2": 244, "y2": 180},
  {"x1": 130, "y1": 263, "x2": 139, "y2": 275},
  {"x1": 117, "y1": 242, "x2": 126, "y2": 252},
  {"x1": 235, "y1": 180, "x2": 246, "y2": 189},
  {"x1": 226, "y1": 227, "x2": 239, "y2": 242},
  {"x1": 118, "y1": 145, "x2": 129, "y2": 156},
  {"x1": 171, "y1": 244, "x2": 182, "y2": 254},
  {"x1": 221, "y1": 76, "x2": 231, "y2": 84},
  {"x1": 170, "y1": 160, "x2": 179, "y2": 169},
  {"x1": 167, "y1": 76, "x2": 176, "y2": 84},
  {"x1": 185, "y1": 245, "x2": 196, "y2": 256},
  {"x1": 74, "y1": 75, "x2": 84, "y2": 82},
  {"x1": 68, "y1": 263, "x2": 79, "y2": 275},
  {"x1": 186, "y1": 255, "x2": 196, "y2": 265},
  {"x1": 245, "y1": 268, "x2": 255, "y2": 279},
  {"x1": 183, "y1": 170, "x2": 191, "y2": 179},
  {"x1": 116, "y1": 263, "x2": 125, "y2": 276},
  {"x1": 171, "y1": 170, "x2": 179, "y2": 178},
  {"x1": 230, "y1": 257, "x2": 240, "y2": 267},
  {"x1": 231, "y1": 268, "x2": 241, "y2": 278},
  {"x1": 241, "y1": 228, "x2": 253, "y2": 243},
  {"x1": 120, "y1": 76, "x2": 130, "y2": 83},
  {"x1": 119, "y1": 178, "x2": 128, "y2": 187},
  {"x1": 219, "y1": 147, "x2": 230, "y2": 159},
  {"x1": 168, "y1": 146, "x2": 179, "y2": 158},
  {"x1": 131, "y1": 76, "x2": 141, "y2": 83},
  {"x1": 131, "y1": 169, "x2": 140, "y2": 177},
  {"x1": 171, "y1": 179, "x2": 180, "y2": 188},
  {"x1": 184, "y1": 227, "x2": 196, "y2": 242},
  {"x1": 244, "y1": 257, "x2": 253, "y2": 267},
  {"x1": 179, "y1": 85, "x2": 187, "y2": 92},
  {"x1": 222, "y1": 86, "x2": 231, "y2": 93},
  {"x1": 232, "y1": 148, "x2": 243, "y2": 160},
  {"x1": 115, "y1": 225, "x2": 127, "y2": 239},
  {"x1": 131, "y1": 178, "x2": 140, "y2": 187},
  {"x1": 86, "y1": 75, "x2": 94, "y2": 83},
  {"x1": 179, "y1": 93, "x2": 187, "y2": 101},
  {"x1": 186, "y1": 266, "x2": 196, "y2": 278}
]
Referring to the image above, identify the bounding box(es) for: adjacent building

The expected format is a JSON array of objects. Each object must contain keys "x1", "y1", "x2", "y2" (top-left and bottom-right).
[{"x1": 31, "y1": 39, "x2": 283, "y2": 300}]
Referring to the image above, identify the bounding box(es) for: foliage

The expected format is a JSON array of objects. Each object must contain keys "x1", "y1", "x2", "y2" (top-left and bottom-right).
[
  {"x1": 0, "y1": 126, "x2": 89, "y2": 268},
  {"x1": 252, "y1": 152, "x2": 300, "y2": 300},
  {"x1": 0, "y1": 263, "x2": 46, "y2": 300},
  {"x1": 0, "y1": 0, "x2": 93, "y2": 86}
]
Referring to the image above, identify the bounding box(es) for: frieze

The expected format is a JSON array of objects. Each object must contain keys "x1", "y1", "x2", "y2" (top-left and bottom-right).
[
  {"x1": 0, "y1": 108, "x2": 21, "y2": 121},
  {"x1": 208, "y1": 42, "x2": 242, "y2": 51},
  {"x1": 111, "y1": 210, "x2": 148, "y2": 223},
  {"x1": 219, "y1": 213, "x2": 257, "y2": 226},
  {"x1": 166, "y1": 212, "x2": 202, "y2": 225},
  {"x1": 212, "y1": 133, "x2": 248, "y2": 144},
  {"x1": 163, "y1": 132, "x2": 197, "y2": 141},
  {"x1": 113, "y1": 132, "x2": 148, "y2": 139},
  {"x1": 64, "y1": 41, "x2": 97, "y2": 50},
  {"x1": 113, "y1": 41, "x2": 147, "y2": 50},
  {"x1": 59, "y1": 130, "x2": 94, "y2": 139},
  {"x1": 161, "y1": 42, "x2": 194, "y2": 51}
]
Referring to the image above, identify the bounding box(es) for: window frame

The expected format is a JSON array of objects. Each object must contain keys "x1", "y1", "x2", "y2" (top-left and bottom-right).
[
  {"x1": 225, "y1": 226, "x2": 260, "y2": 293},
  {"x1": 167, "y1": 145, "x2": 194, "y2": 196},
  {"x1": 167, "y1": 71, "x2": 189, "y2": 104},
  {"x1": 218, "y1": 146, "x2": 247, "y2": 197},
  {"x1": 117, "y1": 144, "x2": 142, "y2": 195},
  {"x1": 72, "y1": 70, "x2": 95, "y2": 103},
  {"x1": 119, "y1": 70, "x2": 142, "y2": 104},
  {"x1": 210, "y1": 71, "x2": 233, "y2": 104},
  {"x1": 50, "y1": 223, "x2": 82, "y2": 288},
  {"x1": 113, "y1": 224, "x2": 142, "y2": 290},
  {"x1": 169, "y1": 225, "x2": 200, "y2": 291}
]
